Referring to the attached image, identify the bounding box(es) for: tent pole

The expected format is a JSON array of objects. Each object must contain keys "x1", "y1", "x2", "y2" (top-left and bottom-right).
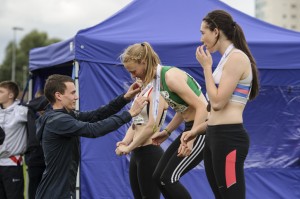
[
  {"x1": 73, "y1": 60, "x2": 80, "y2": 199},
  {"x1": 28, "y1": 75, "x2": 33, "y2": 101},
  {"x1": 74, "y1": 60, "x2": 80, "y2": 111}
]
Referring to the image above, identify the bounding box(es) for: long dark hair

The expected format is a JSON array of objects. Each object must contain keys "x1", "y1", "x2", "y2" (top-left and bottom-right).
[{"x1": 203, "y1": 10, "x2": 259, "y2": 100}]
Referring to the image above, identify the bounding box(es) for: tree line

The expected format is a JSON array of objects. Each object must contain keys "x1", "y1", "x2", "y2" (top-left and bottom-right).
[{"x1": 0, "y1": 30, "x2": 61, "y2": 89}]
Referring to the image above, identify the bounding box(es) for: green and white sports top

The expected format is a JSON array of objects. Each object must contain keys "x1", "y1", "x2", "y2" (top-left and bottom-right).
[{"x1": 160, "y1": 66, "x2": 202, "y2": 113}]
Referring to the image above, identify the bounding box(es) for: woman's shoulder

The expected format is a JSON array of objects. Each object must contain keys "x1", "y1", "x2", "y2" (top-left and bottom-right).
[
  {"x1": 224, "y1": 50, "x2": 251, "y2": 78},
  {"x1": 226, "y1": 50, "x2": 250, "y2": 68},
  {"x1": 165, "y1": 67, "x2": 186, "y2": 83},
  {"x1": 230, "y1": 49, "x2": 250, "y2": 63}
]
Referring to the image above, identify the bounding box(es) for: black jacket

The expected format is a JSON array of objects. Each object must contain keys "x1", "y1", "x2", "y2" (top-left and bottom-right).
[
  {"x1": 35, "y1": 94, "x2": 132, "y2": 199},
  {"x1": 0, "y1": 126, "x2": 4, "y2": 145},
  {"x1": 24, "y1": 96, "x2": 49, "y2": 167}
]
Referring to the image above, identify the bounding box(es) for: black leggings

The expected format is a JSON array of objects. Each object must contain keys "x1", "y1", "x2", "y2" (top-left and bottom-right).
[
  {"x1": 129, "y1": 144, "x2": 164, "y2": 199},
  {"x1": 204, "y1": 124, "x2": 249, "y2": 199},
  {"x1": 153, "y1": 121, "x2": 205, "y2": 199}
]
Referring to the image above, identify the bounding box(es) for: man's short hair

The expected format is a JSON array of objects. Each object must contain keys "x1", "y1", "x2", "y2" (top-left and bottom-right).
[
  {"x1": 0, "y1": 81, "x2": 19, "y2": 100},
  {"x1": 44, "y1": 74, "x2": 74, "y2": 104}
]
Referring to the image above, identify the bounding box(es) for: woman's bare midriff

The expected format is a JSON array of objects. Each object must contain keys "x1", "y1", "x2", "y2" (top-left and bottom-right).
[{"x1": 208, "y1": 101, "x2": 245, "y2": 125}]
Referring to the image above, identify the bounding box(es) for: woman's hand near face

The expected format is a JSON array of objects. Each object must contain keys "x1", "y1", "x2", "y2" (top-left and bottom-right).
[{"x1": 196, "y1": 45, "x2": 213, "y2": 70}]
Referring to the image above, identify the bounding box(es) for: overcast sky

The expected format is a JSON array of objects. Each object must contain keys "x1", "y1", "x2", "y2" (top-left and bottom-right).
[{"x1": 0, "y1": 0, "x2": 254, "y2": 64}]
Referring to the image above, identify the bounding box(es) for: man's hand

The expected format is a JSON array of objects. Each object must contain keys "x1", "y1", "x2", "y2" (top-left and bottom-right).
[
  {"x1": 128, "y1": 96, "x2": 148, "y2": 117},
  {"x1": 124, "y1": 81, "x2": 142, "y2": 100}
]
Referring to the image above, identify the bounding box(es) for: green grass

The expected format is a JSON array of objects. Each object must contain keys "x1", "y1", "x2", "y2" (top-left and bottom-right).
[{"x1": 23, "y1": 163, "x2": 28, "y2": 199}]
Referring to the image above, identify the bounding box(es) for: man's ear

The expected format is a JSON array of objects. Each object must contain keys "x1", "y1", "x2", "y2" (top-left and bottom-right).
[
  {"x1": 55, "y1": 92, "x2": 62, "y2": 101},
  {"x1": 8, "y1": 93, "x2": 14, "y2": 99}
]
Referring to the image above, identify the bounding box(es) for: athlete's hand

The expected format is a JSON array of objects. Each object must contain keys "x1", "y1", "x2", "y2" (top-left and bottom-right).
[
  {"x1": 115, "y1": 141, "x2": 127, "y2": 156},
  {"x1": 117, "y1": 144, "x2": 131, "y2": 155},
  {"x1": 178, "y1": 138, "x2": 195, "y2": 157},
  {"x1": 180, "y1": 130, "x2": 197, "y2": 147},
  {"x1": 115, "y1": 147, "x2": 123, "y2": 156},
  {"x1": 196, "y1": 45, "x2": 213, "y2": 70},
  {"x1": 151, "y1": 130, "x2": 169, "y2": 146}
]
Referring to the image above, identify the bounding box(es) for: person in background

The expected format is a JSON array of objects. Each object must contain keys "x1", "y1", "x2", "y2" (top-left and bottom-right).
[
  {"x1": 120, "y1": 42, "x2": 208, "y2": 199},
  {"x1": 35, "y1": 74, "x2": 147, "y2": 199},
  {"x1": 0, "y1": 126, "x2": 4, "y2": 145},
  {"x1": 183, "y1": 9, "x2": 259, "y2": 199},
  {"x1": 24, "y1": 90, "x2": 49, "y2": 199},
  {"x1": 0, "y1": 81, "x2": 27, "y2": 199},
  {"x1": 116, "y1": 79, "x2": 168, "y2": 199}
]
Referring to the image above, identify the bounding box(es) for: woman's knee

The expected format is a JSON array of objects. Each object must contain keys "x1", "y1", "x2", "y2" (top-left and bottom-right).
[{"x1": 153, "y1": 171, "x2": 172, "y2": 186}]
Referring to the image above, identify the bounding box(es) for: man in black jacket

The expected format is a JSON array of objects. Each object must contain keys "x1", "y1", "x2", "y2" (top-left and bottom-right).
[{"x1": 35, "y1": 74, "x2": 147, "y2": 199}]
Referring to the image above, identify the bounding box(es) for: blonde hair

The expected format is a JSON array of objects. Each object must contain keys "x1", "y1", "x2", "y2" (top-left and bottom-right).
[{"x1": 120, "y1": 42, "x2": 161, "y2": 86}]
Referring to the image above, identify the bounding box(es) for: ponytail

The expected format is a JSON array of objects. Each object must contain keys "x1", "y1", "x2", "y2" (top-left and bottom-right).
[
  {"x1": 203, "y1": 10, "x2": 260, "y2": 100},
  {"x1": 233, "y1": 24, "x2": 259, "y2": 100}
]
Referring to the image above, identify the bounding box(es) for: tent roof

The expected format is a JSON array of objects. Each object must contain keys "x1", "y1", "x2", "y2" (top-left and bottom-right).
[
  {"x1": 75, "y1": 0, "x2": 300, "y2": 70},
  {"x1": 29, "y1": 38, "x2": 75, "y2": 71}
]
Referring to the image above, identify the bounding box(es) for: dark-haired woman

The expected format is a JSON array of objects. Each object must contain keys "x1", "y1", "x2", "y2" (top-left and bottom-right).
[{"x1": 182, "y1": 10, "x2": 259, "y2": 199}]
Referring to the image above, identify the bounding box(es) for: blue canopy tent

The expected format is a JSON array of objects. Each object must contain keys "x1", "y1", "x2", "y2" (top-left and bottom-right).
[
  {"x1": 29, "y1": 37, "x2": 75, "y2": 95},
  {"x1": 74, "y1": 0, "x2": 300, "y2": 198},
  {"x1": 28, "y1": 0, "x2": 300, "y2": 198}
]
